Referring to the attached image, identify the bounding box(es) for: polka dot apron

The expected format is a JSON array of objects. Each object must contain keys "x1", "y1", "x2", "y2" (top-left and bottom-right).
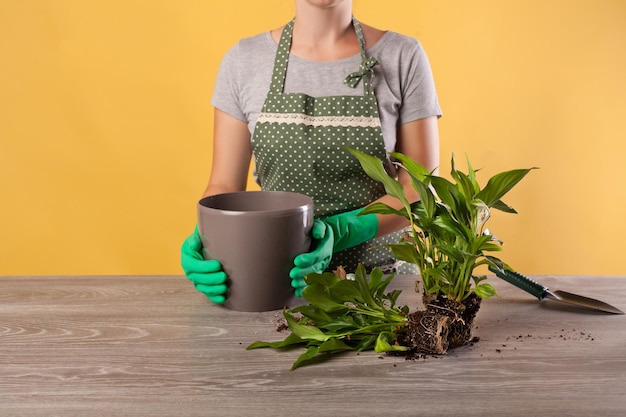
[{"x1": 252, "y1": 17, "x2": 415, "y2": 274}]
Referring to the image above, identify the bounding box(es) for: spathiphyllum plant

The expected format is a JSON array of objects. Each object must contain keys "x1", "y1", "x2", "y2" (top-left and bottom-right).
[
  {"x1": 248, "y1": 266, "x2": 410, "y2": 370},
  {"x1": 346, "y1": 147, "x2": 537, "y2": 303},
  {"x1": 248, "y1": 149, "x2": 536, "y2": 369}
]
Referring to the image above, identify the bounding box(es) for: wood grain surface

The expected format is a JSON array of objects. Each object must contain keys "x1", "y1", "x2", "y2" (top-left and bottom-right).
[{"x1": 1, "y1": 274, "x2": 624, "y2": 417}]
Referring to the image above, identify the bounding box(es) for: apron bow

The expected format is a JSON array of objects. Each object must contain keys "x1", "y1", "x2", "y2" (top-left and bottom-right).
[{"x1": 344, "y1": 56, "x2": 379, "y2": 88}]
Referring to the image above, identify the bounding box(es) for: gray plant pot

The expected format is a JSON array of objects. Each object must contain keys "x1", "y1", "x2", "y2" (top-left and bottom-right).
[{"x1": 197, "y1": 191, "x2": 314, "y2": 311}]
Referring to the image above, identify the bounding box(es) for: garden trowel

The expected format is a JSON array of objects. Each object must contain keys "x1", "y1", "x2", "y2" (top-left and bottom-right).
[{"x1": 488, "y1": 266, "x2": 624, "y2": 314}]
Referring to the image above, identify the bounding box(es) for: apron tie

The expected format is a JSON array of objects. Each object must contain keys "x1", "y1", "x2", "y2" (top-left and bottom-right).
[{"x1": 343, "y1": 56, "x2": 379, "y2": 88}]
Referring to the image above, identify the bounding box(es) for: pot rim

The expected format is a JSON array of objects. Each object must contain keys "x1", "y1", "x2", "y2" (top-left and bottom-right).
[{"x1": 198, "y1": 191, "x2": 313, "y2": 218}]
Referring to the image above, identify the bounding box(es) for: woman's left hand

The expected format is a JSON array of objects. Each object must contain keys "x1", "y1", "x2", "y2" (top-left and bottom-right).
[{"x1": 289, "y1": 220, "x2": 334, "y2": 297}]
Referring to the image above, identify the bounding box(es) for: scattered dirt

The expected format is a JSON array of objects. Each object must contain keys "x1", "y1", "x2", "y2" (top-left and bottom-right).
[
  {"x1": 270, "y1": 313, "x2": 290, "y2": 332},
  {"x1": 471, "y1": 319, "x2": 597, "y2": 354},
  {"x1": 504, "y1": 328, "x2": 596, "y2": 343},
  {"x1": 275, "y1": 319, "x2": 289, "y2": 332},
  {"x1": 402, "y1": 351, "x2": 446, "y2": 361}
]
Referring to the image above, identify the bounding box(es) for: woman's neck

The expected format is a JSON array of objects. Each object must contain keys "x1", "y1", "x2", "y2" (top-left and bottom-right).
[{"x1": 290, "y1": 0, "x2": 357, "y2": 61}]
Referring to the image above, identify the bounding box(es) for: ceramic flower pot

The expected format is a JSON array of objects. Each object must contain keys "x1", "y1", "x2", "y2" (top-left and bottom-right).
[{"x1": 197, "y1": 191, "x2": 314, "y2": 312}]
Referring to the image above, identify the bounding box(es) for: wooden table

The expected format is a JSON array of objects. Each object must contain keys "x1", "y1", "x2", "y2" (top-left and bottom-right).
[{"x1": 1, "y1": 274, "x2": 624, "y2": 417}]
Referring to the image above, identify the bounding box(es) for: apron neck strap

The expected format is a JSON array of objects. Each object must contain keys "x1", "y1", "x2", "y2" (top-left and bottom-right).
[
  {"x1": 269, "y1": 17, "x2": 374, "y2": 94},
  {"x1": 351, "y1": 17, "x2": 368, "y2": 62}
]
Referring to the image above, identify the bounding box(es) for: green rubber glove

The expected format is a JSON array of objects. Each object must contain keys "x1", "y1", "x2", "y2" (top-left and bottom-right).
[
  {"x1": 289, "y1": 208, "x2": 379, "y2": 296},
  {"x1": 181, "y1": 226, "x2": 228, "y2": 304},
  {"x1": 322, "y1": 207, "x2": 379, "y2": 253},
  {"x1": 290, "y1": 220, "x2": 334, "y2": 296}
]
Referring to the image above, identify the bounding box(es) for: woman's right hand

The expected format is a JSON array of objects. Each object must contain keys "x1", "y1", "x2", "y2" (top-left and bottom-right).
[{"x1": 181, "y1": 227, "x2": 228, "y2": 304}]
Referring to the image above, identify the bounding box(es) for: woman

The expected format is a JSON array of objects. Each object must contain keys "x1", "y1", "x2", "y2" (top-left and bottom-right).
[{"x1": 181, "y1": 0, "x2": 441, "y2": 304}]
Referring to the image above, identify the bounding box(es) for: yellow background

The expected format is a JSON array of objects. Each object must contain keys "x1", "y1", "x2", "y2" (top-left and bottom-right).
[{"x1": 1, "y1": 0, "x2": 625, "y2": 276}]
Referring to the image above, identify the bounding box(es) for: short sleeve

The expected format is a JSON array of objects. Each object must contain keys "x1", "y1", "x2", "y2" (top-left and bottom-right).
[
  {"x1": 398, "y1": 41, "x2": 442, "y2": 124},
  {"x1": 211, "y1": 44, "x2": 247, "y2": 122}
]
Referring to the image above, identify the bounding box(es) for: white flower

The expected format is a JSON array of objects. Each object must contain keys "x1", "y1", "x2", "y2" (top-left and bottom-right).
[{"x1": 472, "y1": 200, "x2": 491, "y2": 233}]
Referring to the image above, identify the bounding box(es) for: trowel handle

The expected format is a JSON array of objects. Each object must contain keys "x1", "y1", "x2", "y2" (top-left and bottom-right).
[{"x1": 488, "y1": 266, "x2": 547, "y2": 300}]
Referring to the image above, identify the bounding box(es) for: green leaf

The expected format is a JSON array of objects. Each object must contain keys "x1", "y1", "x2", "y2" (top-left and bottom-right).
[
  {"x1": 388, "y1": 242, "x2": 421, "y2": 265},
  {"x1": 450, "y1": 154, "x2": 479, "y2": 201},
  {"x1": 353, "y1": 264, "x2": 380, "y2": 308},
  {"x1": 329, "y1": 279, "x2": 363, "y2": 303},
  {"x1": 491, "y1": 199, "x2": 518, "y2": 214},
  {"x1": 368, "y1": 267, "x2": 384, "y2": 292},
  {"x1": 301, "y1": 283, "x2": 346, "y2": 312},
  {"x1": 292, "y1": 346, "x2": 321, "y2": 370},
  {"x1": 384, "y1": 289, "x2": 403, "y2": 307},
  {"x1": 484, "y1": 255, "x2": 508, "y2": 270},
  {"x1": 355, "y1": 334, "x2": 378, "y2": 351},
  {"x1": 319, "y1": 317, "x2": 359, "y2": 333},
  {"x1": 374, "y1": 332, "x2": 394, "y2": 352},
  {"x1": 476, "y1": 168, "x2": 537, "y2": 208},
  {"x1": 432, "y1": 214, "x2": 471, "y2": 243},
  {"x1": 469, "y1": 234, "x2": 494, "y2": 254},
  {"x1": 246, "y1": 340, "x2": 273, "y2": 350},
  {"x1": 435, "y1": 243, "x2": 466, "y2": 264},
  {"x1": 372, "y1": 273, "x2": 396, "y2": 299},
  {"x1": 479, "y1": 242, "x2": 503, "y2": 253},
  {"x1": 412, "y1": 178, "x2": 436, "y2": 219},
  {"x1": 246, "y1": 333, "x2": 304, "y2": 350},
  {"x1": 457, "y1": 170, "x2": 478, "y2": 201},
  {"x1": 390, "y1": 151, "x2": 431, "y2": 181},
  {"x1": 361, "y1": 202, "x2": 409, "y2": 218},
  {"x1": 474, "y1": 283, "x2": 498, "y2": 299},
  {"x1": 317, "y1": 338, "x2": 355, "y2": 353},
  {"x1": 473, "y1": 275, "x2": 487, "y2": 284},
  {"x1": 284, "y1": 310, "x2": 329, "y2": 342},
  {"x1": 465, "y1": 154, "x2": 480, "y2": 194},
  {"x1": 344, "y1": 147, "x2": 411, "y2": 212},
  {"x1": 304, "y1": 271, "x2": 340, "y2": 287},
  {"x1": 429, "y1": 176, "x2": 460, "y2": 211},
  {"x1": 289, "y1": 304, "x2": 335, "y2": 325},
  {"x1": 390, "y1": 152, "x2": 435, "y2": 216},
  {"x1": 375, "y1": 332, "x2": 410, "y2": 353}
]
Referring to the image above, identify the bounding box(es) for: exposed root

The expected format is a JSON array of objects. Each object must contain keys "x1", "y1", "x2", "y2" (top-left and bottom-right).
[{"x1": 399, "y1": 293, "x2": 482, "y2": 354}]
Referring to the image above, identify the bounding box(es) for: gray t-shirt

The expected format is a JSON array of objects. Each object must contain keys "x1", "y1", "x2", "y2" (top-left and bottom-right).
[{"x1": 211, "y1": 30, "x2": 442, "y2": 153}]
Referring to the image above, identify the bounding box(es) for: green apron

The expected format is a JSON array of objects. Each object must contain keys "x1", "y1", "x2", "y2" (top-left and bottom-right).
[{"x1": 252, "y1": 17, "x2": 412, "y2": 273}]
